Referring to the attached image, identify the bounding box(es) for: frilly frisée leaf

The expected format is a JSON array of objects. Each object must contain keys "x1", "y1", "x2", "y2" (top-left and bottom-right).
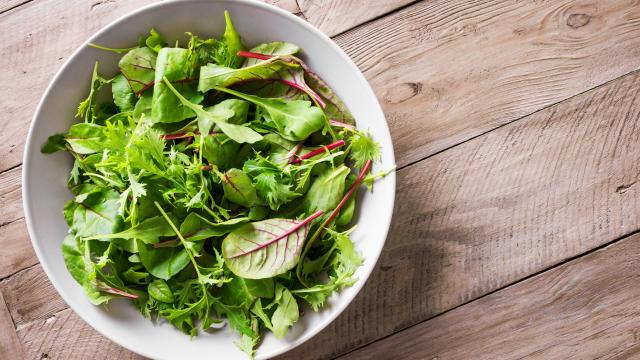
[{"x1": 222, "y1": 210, "x2": 323, "y2": 279}]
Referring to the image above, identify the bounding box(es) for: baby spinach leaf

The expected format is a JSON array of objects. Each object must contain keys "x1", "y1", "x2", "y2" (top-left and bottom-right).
[
  {"x1": 303, "y1": 165, "x2": 350, "y2": 213},
  {"x1": 148, "y1": 279, "x2": 175, "y2": 303},
  {"x1": 151, "y1": 48, "x2": 201, "y2": 123},
  {"x1": 208, "y1": 99, "x2": 250, "y2": 125},
  {"x1": 214, "y1": 87, "x2": 324, "y2": 141},
  {"x1": 179, "y1": 212, "x2": 249, "y2": 242},
  {"x1": 220, "y1": 276, "x2": 275, "y2": 307},
  {"x1": 41, "y1": 133, "x2": 66, "y2": 154},
  {"x1": 138, "y1": 240, "x2": 191, "y2": 280},
  {"x1": 83, "y1": 215, "x2": 176, "y2": 245},
  {"x1": 71, "y1": 189, "x2": 121, "y2": 238},
  {"x1": 221, "y1": 211, "x2": 323, "y2": 279},
  {"x1": 65, "y1": 122, "x2": 105, "y2": 154},
  {"x1": 111, "y1": 74, "x2": 136, "y2": 112},
  {"x1": 62, "y1": 234, "x2": 115, "y2": 305},
  {"x1": 163, "y1": 77, "x2": 262, "y2": 143},
  {"x1": 202, "y1": 134, "x2": 240, "y2": 170},
  {"x1": 118, "y1": 47, "x2": 156, "y2": 94},
  {"x1": 269, "y1": 284, "x2": 298, "y2": 338},
  {"x1": 222, "y1": 168, "x2": 260, "y2": 207}
]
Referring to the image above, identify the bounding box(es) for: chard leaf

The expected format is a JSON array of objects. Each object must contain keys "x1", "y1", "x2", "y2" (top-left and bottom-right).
[
  {"x1": 222, "y1": 168, "x2": 260, "y2": 207},
  {"x1": 151, "y1": 48, "x2": 201, "y2": 123},
  {"x1": 221, "y1": 211, "x2": 323, "y2": 279},
  {"x1": 214, "y1": 87, "x2": 324, "y2": 141},
  {"x1": 242, "y1": 42, "x2": 300, "y2": 67},
  {"x1": 162, "y1": 77, "x2": 262, "y2": 143},
  {"x1": 111, "y1": 74, "x2": 136, "y2": 112},
  {"x1": 303, "y1": 165, "x2": 350, "y2": 213},
  {"x1": 269, "y1": 284, "x2": 298, "y2": 339},
  {"x1": 118, "y1": 47, "x2": 156, "y2": 94},
  {"x1": 83, "y1": 215, "x2": 176, "y2": 245}
]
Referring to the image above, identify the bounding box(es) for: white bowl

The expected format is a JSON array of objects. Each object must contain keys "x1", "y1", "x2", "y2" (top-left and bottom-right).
[{"x1": 22, "y1": 1, "x2": 395, "y2": 358}]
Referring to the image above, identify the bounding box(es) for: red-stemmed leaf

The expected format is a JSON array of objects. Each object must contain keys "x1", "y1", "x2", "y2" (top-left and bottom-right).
[{"x1": 222, "y1": 211, "x2": 323, "y2": 279}]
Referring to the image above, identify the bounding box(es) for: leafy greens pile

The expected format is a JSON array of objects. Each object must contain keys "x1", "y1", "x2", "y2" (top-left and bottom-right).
[{"x1": 42, "y1": 11, "x2": 389, "y2": 357}]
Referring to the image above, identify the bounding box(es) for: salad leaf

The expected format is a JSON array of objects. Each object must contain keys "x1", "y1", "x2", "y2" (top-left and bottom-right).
[
  {"x1": 151, "y1": 48, "x2": 200, "y2": 123},
  {"x1": 222, "y1": 168, "x2": 260, "y2": 207},
  {"x1": 269, "y1": 284, "x2": 299, "y2": 338},
  {"x1": 214, "y1": 87, "x2": 324, "y2": 141},
  {"x1": 83, "y1": 215, "x2": 176, "y2": 245},
  {"x1": 198, "y1": 57, "x2": 298, "y2": 93},
  {"x1": 112, "y1": 74, "x2": 136, "y2": 112},
  {"x1": 118, "y1": 47, "x2": 156, "y2": 94},
  {"x1": 222, "y1": 211, "x2": 323, "y2": 279},
  {"x1": 220, "y1": 10, "x2": 245, "y2": 68},
  {"x1": 242, "y1": 42, "x2": 300, "y2": 67},
  {"x1": 148, "y1": 279, "x2": 175, "y2": 303}
]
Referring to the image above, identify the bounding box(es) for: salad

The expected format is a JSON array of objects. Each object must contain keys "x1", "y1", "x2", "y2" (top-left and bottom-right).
[{"x1": 42, "y1": 11, "x2": 391, "y2": 357}]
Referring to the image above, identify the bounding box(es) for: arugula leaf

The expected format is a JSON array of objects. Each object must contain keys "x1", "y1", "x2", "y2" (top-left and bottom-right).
[
  {"x1": 214, "y1": 87, "x2": 324, "y2": 141},
  {"x1": 179, "y1": 212, "x2": 249, "y2": 241}
]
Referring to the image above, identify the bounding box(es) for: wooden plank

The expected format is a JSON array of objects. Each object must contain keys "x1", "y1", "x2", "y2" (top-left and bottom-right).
[
  {"x1": 275, "y1": 69, "x2": 640, "y2": 359},
  {"x1": 332, "y1": 0, "x2": 640, "y2": 168},
  {"x1": 4, "y1": 0, "x2": 640, "y2": 173},
  {"x1": 17, "y1": 308, "x2": 144, "y2": 360},
  {"x1": 0, "y1": 291, "x2": 24, "y2": 359},
  {"x1": 10, "y1": 69, "x2": 640, "y2": 360},
  {"x1": 0, "y1": 265, "x2": 66, "y2": 327},
  {"x1": 0, "y1": 166, "x2": 22, "y2": 226},
  {"x1": 297, "y1": 0, "x2": 416, "y2": 36},
  {"x1": 0, "y1": 219, "x2": 37, "y2": 280},
  {"x1": 0, "y1": 0, "x2": 33, "y2": 14},
  {"x1": 342, "y1": 232, "x2": 640, "y2": 360}
]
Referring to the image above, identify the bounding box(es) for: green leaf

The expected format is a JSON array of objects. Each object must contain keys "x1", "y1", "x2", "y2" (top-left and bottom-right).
[
  {"x1": 350, "y1": 130, "x2": 381, "y2": 170},
  {"x1": 162, "y1": 77, "x2": 262, "y2": 143},
  {"x1": 118, "y1": 47, "x2": 157, "y2": 94},
  {"x1": 179, "y1": 212, "x2": 249, "y2": 242},
  {"x1": 303, "y1": 165, "x2": 350, "y2": 213},
  {"x1": 122, "y1": 268, "x2": 149, "y2": 284},
  {"x1": 71, "y1": 189, "x2": 121, "y2": 238},
  {"x1": 220, "y1": 276, "x2": 275, "y2": 307},
  {"x1": 41, "y1": 133, "x2": 66, "y2": 154},
  {"x1": 243, "y1": 41, "x2": 300, "y2": 67},
  {"x1": 144, "y1": 28, "x2": 167, "y2": 53},
  {"x1": 148, "y1": 279, "x2": 175, "y2": 303},
  {"x1": 77, "y1": 62, "x2": 110, "y2": 122},
  {"x1": 62, "y1": 234, "x2": 115, "y2": 305},
  {"x1": 222, "y1": 168, "x2": 260, "y2": 207},
  {"x1": 138, "y1": 240, "x2": 191, "y2": 280},
  {"x1": 269, "y1": 284, "x2": 298, "y2": 339},
  {"x1": 214, "y1": 87, "x2": 324, "y2": 141},
  {"x1": 112, "y1": 74, "x2": 136, "y2": 111},
  {"x1": 151, "y1": 48, "x2": 201, "y2": 123},
  {"x1": 83, "y1": 215, "x2": 176, "y2": 245},
  {"x1": 222, "y1": 212, "x2": 322, "y2": 279},
  {"x1": 202, "y1": 134, "x2": 241, "y2": 170},
  {"x1": 198, "y1": 57, "x2": 298, "y2": 93},
  {"x1": 251, "y1": 299, "x2": 274, "y2": 330},
  {"x1": 64, "y1": 123, "x2": 106, "y2": 154},
  {"x1": 221, "y1": 10, "x2": 245, "y2": 68},
  {"x1": 253, "y1": 172, "x2": 298, "y2": 211}
]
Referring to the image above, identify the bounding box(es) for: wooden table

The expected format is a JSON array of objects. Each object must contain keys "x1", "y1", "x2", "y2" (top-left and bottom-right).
[{"x1": 3, "y1": 0, "x2": 640, "y2": 358}]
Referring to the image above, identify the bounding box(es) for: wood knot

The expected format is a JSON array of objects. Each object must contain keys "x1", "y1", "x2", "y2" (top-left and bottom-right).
[
  {"x1": 567, "y1": 13, "x2": 591, "y2": 29},
  {"x1": 385, "y1": 82, "x2": 423, "y2": 104}
]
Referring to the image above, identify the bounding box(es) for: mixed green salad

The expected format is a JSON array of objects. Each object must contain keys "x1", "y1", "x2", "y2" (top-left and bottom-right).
[{"x1": 42, "y1": 11, "x2": 391, "y2": 357}]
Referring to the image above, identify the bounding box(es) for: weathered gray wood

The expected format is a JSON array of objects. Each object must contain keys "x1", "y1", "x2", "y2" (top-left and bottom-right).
[
  {"x1": 17, "y1": 307, "x2": 144, "y2": 360},
  {"x1": 0, "y1": 166, "x2": 21, "y2": 226},
  {"x1": 0, "y1": 0, "x2": 33, "y2": 14},
  {"x1": 0, "y1": 291, "x2": 24, "y2": 360},
  {"x1": 0, "y1": 219, "x2": 37, "y2": 280},
  {"x1": 342, "y1": 232, "x2": 640, "y2": 360}
]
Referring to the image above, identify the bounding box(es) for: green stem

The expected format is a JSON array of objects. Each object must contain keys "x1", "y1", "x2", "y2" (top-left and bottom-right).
[{"x1": 154, "y1": 202, "x2": 202, "y2": 279}]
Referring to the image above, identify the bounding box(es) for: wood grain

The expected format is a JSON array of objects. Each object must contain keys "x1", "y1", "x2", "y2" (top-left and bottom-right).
[
  {"x1": 0, "y1": 265, "x2": 66, "y2": 327},
  {"x1": 275, "y1": 69, "x2": 640, "y2": 359},
  {"x1": 0, "y1": 0, "x2": 34, "y2": 14},
  {"x1": 0, "y1": 291, "x2": 24, "y2": 359},
  {"x1": 4, "y1": 0, "x2": 640, "y2": 173},
  {"x1": 0, "y1": 218, "x2": 37, "y2": 280},
  {"x1": 0, "y1": 166, "x2": 22, "y2": 226},
  {"x1": 342, "y1": 232, "x2": 640, "y2": 360},
  {"x1": 297, "y1": 0, "x2": 416, "y2": 36},
  {"x1": 10, "y1": 68, "x2": 640, "y2": 360},
  {"x1": 17, "y1": 308, "x2": 144, "y2": 360},
  {"x1": 334, "y1": 0, "x2": 640, "y2": 168}
]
